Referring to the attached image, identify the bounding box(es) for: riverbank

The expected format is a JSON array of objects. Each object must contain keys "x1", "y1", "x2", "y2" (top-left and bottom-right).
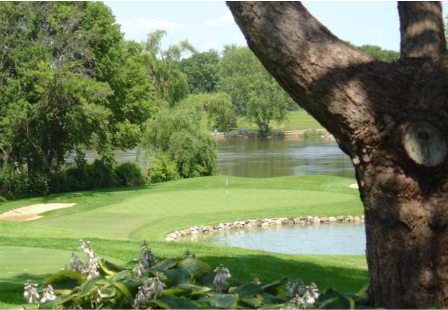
[
  {"x1": 213, "y1": 128, "x2": 333, "y2": 140},
  {"x1": 202, "y1": 110, "x2": 324, "y2": 137},
  {"x1": 0, "y1": 175, "x2": 367, "y2": 307}
]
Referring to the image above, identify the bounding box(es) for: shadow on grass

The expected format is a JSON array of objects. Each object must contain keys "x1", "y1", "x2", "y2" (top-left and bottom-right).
[
  {"x1": 0, "y1": 272, "x2": 53, "y2": 305},
  {"x1": 40, "y1": 183, "x2": 156, "y2": 202},
  {"x1": 0, "y1": 254, "x2": 368, "y2": 305},
  {"x1": 200, "y1": 254, "x2": 368, "y2": 293}
]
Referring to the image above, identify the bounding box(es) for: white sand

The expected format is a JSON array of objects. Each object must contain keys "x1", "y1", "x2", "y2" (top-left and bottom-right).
[
  {"x1": 0, "y1": 203, "x2": 76, "y2": 222},
  {"x1": 349, "y1": 183, "x2": 359, "y2": 189}
]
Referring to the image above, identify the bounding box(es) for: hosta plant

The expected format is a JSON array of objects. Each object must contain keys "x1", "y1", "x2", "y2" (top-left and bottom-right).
[{"x1": 22, "y1": 240, "x2": 369, "y2": 309}]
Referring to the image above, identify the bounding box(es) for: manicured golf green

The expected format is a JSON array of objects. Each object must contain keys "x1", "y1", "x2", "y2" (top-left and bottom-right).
[{"x1": 0, "y1": 175, "x2": 367, "y2": 308}]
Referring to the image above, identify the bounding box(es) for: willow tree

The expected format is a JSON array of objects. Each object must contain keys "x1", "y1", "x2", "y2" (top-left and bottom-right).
[{"x1": 228, "y1": 1, "x2": 448, "y2": 308}]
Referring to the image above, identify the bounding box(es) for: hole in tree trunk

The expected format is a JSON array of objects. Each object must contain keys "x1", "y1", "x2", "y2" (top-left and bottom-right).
[{"x1": 403, "y1": 121, "x2": 447, "y2": 167}]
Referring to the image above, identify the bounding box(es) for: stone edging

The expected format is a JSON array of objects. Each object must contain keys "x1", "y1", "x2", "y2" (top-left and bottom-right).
[{"x1": 164, "y1": 215, "x2": 365, "y2": 242}]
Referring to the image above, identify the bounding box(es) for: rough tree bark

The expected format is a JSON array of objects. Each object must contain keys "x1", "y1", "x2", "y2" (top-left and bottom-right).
[{"x1": 227, "y1": 1, "x2": 448, "y2": 308}]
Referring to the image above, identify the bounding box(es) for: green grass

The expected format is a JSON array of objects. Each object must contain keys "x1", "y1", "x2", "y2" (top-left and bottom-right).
[
  {"x1": 0, "y1": 175, "x2": 366, "y2": 307},
  {"x1": 201, "y1": 110, "x2": 323, "y2": 133}
]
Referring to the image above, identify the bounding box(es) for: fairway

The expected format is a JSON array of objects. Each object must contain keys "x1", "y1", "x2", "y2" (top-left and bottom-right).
[{"x1": 0, "y1": 175, "x2": 367, "y2": 307}]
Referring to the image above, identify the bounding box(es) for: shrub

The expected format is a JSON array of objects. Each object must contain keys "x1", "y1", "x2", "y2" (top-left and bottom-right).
[
  {"x1": 64, "y1": 152, "x2": 92, "y2": 191},
  {"x1": 148, "y1": 155, "x2": 180, "y2": 183},
  {"x1": 89, "y1": 159, "x2": 116, "y2": 189},
  {"x1": 115, "y1": 162, "x2": 146, "y2": 187},
  {"x1": 0, "y1": 166, "x2": 30, "y2": 199}
]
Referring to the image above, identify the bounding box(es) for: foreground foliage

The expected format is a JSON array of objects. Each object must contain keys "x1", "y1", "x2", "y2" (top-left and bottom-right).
[{"x1": 21, "y1": 240, "x2": 370, "y2": 309}]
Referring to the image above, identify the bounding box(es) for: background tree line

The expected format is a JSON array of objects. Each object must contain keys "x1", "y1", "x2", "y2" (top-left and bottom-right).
[{"x1": 0, "y1": 2, "x2": 400, "y2": 200}]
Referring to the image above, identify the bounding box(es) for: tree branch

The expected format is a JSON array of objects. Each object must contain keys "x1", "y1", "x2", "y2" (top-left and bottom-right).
[
  {"x1": 227, "y1": 2, "x2": 402, "y2": 156},
  {"x1": 399, "y1": 2, "x2": 446, "y2": 60}
]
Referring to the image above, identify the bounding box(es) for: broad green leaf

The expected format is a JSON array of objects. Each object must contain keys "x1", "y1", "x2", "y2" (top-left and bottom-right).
[
  {"x1": 156, "y1": 296, "x2": 201, "y2": 309},
  {"x1": 148, "y1": 299, "x2": 171, "y2": 309},
  {"x1": 111, "y1": 281, "x2": 134, "y2": 300},
  {"x1": 43, "y1": 270, "x2": 86, "y2": 291},
  {"x1": 161, "y1": 268, "x2": 193, "y2": 286},
  {"x1": 233, "y1": 283, "x2": 263, "y2": 298},
  {"x1": 160, "y1": 288, "x2": 187, "y2": 297},
  {"x1": 320, "y1": 287, "x2": 340, "y2": 300},
  {"x1": 100, "y1": 287, "x2": 117, "y2": 299},
  {"x1": 78, "y1": 276, "x2": 106, "y2": 297},
  {"x1": 53, "y1": 294, "x2": 74, "y2": 308},
  {"x1": 98, "y1": 259, "x2": 123, "y2": 276},
  {"x1": 107, "y1": 270, "x2": 132, "y2": 282},
  {"x1": 261, "y1": 277, "x2": 287, "y2": 296},
  {"x1": 198, "y1": 293, "x2": 238, "y2": 309},
  {"x1": 353, "y1": 284, "x2": 369, "y2": 306},
  {"x1": 173, "y1": 283, "x2": 211, "y2": 294},
  {"x1": 145, "y1": 270, "x2": 168, "y2": 282},
  {"x1": 38, "y1": 301, "x2": 55, "y2": 309},
  {"x1": 240, "y1": 295, "x2": 263, "y2": 309},
  {"x1": 318, "y1": 295, "x2": 355, "y2": 309},
  {"x1": 178, "y1": 258, "x2": 211, "y2": 280},
  {"x1": 53, "y1": 289, "x2": 72, "y2": 296},
  {"x1": 150, "y1": 258, "x2": 178, "y2": 272},
  {"x1": 262, "y1": 293, "x2": 288, "y2": 305}
]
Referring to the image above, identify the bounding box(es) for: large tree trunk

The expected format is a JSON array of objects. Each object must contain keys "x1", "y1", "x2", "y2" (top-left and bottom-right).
[{"x1": 227, "y1": 2, "x2": 448, "y2": 308}]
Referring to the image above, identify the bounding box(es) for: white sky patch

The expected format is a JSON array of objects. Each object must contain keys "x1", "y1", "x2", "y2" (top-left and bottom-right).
[
  {"x1": 232, "y1": 33, "x2": 246, "y2": 44},
  {"x1": 118, "y1": 18, "x2": 190, "y2": 30},
  {"x1": 205, "y1": 12, "x2": 234, "y2": 26},
  {"x1": 203, "y1": 40, "x2": 222, "y2": 50}
]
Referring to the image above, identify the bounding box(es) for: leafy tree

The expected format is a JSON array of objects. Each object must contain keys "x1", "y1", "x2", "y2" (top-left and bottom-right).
[
  {"x1": 0, "y1": 2, "x2": 111, "y2": 174},
  {"x1": 354, "y1": 44, "x2": 399, "y2": 62},
  {"x1": 0, "y1": 2, "x2": 154, "y2": 196},
  {"x1": 179, "y1": 50, "x2": 220, "y2": 94},
  {"x1": 217, "y1": 45, "x2": 293, "y2": 135},
  {"x1": 229, "y1": 1, "x2": 448, "y2": 308},
  {"x1": 143, "y1": 105, "x2": 217, "y2": 178},
  {"x1": 99, "y1": 40, "x2": 156, "y2": 150},
  {"x1": 179, "y1": 93, "x2": 237, "y2": 133},
  {"x1": 140, "y1": 30, "x2": 194, "y2": 107}
]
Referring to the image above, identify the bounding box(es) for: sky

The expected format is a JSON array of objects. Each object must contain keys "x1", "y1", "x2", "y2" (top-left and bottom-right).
[{"x1": 104, "y1": 1, "x2": 447, "y2": 53}]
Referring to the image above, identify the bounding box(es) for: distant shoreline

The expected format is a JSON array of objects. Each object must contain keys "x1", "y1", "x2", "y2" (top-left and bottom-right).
[{"x1": 213, "y1": 128, "x2": 334, "y2": 140}]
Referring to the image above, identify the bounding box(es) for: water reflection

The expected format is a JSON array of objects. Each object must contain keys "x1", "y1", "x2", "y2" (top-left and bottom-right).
[
  {"x1": 70, "y1": 137, "x2": 355, "y2": 179},
  {"x1": 181, "y1": 223, "x2": 366, "y2": 255},
  {"x1": 216, "y1": 137, "x2": 354, "y2": 178}
]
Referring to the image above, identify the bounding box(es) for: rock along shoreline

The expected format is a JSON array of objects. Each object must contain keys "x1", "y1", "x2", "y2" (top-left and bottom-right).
[{"x1": 165, "y1": 215, "x2": 365, "y2": 242}]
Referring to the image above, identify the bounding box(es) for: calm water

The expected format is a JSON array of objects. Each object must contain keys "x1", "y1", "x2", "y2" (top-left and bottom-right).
[
  {"x1": 216, "y1": 137, "x2": 354, "y2": 178},
  {"x1": 74, "y1": 137, "x2": 354, "y2": 178},
  {"x1": 181, "y1": 223, "x2": 366, "y2": 255}
]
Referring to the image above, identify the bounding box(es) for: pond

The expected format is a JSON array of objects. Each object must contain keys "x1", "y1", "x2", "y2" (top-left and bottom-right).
[
  {"x1": 74, "y1": 137, "x2": 355, "y2": 178},
  {"x1": 216, "y1": 137, "x2": 354, "y2": 178},
  {"x1": 180, "y1": 223, "x2": 366, "y2": 255}
]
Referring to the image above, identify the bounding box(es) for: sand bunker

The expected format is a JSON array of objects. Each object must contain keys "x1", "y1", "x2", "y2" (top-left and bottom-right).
[
  {"x1": 0, "y1": 203, "x2": 76, "y2": 222},
  {"x1": 349, "y1": 183, "x2": 359, "y2": 189}
]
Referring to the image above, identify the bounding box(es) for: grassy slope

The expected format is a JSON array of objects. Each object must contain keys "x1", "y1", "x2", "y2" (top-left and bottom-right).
[
  {"x1": 0, "y1": 175, "x2": 366, "y2": 307},
  {"x1": 201, "y1": 110, "x2": 323, "y2": 132}
]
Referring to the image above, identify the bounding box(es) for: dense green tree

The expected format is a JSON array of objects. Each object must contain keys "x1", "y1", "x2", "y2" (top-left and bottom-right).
[
  {"x1": 141, "y1": 30, "x2": 194, "y2": 107},
  {"x1": 179, "y1": 50, "x2": 220, "y2": 94},
  {"x1": 217, "y1": 45, "x2": 293, "y2": 136},
  {"x1": 0, "y1": 2, "x2": 154, "y2": 196},
  {"x1": 101, "y1": 41, "x2": 155, "y2": 149},
  {"x1": 143, "y1": 105, "x2": 217, "y2": 179},
  {"x1": 354, "y1": 44, "x2": 399, "y2": 62},
  {"x1": 179, "y1": 93, "x2": 236, "y2": 133}
]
